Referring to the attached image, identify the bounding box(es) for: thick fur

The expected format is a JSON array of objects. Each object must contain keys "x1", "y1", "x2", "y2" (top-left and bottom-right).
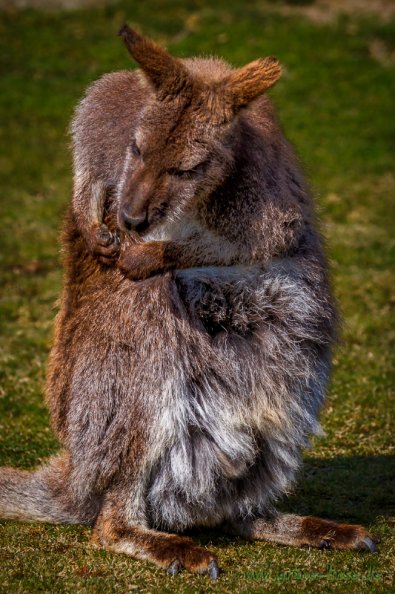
[{"x1": 0, "y1": 26, "x2": 378, "y2": 575}]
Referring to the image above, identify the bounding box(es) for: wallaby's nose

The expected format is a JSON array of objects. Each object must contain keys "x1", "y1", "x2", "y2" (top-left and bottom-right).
[{"x1": 121, "y1": 210, "x2": 148, "y2": 234}]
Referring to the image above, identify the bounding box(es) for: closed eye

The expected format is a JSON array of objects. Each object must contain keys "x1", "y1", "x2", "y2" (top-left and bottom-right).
[
  {"x1": 131, "y1": 140, "x2": 142, "y2": 158},
  {"x1": 169, "y1": 161, "x2": 208, "y2": 179}
]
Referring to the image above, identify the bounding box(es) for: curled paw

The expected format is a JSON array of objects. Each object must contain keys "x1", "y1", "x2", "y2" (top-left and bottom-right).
[
  {"x1": 175, "y1": 273, "x2": 254, "y2": 337},
  {"x1": 89, "y1": 224, "x2": 120, "y2": 264}
]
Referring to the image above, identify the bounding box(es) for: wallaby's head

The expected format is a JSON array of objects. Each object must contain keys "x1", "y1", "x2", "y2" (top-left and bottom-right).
[{"x1": 117, "y1": 25, "x2": 282, "y2": 237}]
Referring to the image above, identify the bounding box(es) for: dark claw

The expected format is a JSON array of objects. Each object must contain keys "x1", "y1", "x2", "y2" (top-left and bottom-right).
[
  {"x1": 98, "y1": 226, "x2": 120, "y2": 248},
  {"x1": 208, "y1": 559, "x2": 220, "y2": 581},
  {"x1": 97, "y1": 225, "x2": 113, "y2": 245},
  {"x1": 356, "y1": 537, "x2": 378, "y2": 553},
  {"x1": 318, "y1": 539, "x2": 331, "y2": 550},
  {"x1": 167, "y1": 559, "x2": 181, "y2": 576},
  {"x1": 372, "y1": 533, "x2": 381, "y2": 544}
]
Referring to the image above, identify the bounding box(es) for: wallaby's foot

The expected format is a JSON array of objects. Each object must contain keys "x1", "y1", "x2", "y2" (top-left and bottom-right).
[
  {"x1": 230, "y1": 513, "x2": 380, "y2": 552},
  {"x1": 88, "y1": 224, "x2": 120, "y2": 264},
  {"x1": 92, "y1": 513, "x2": 219, "y2": 578},
  {"x1": 297, "y1": 516, "x2": 380, "y2": 552}
]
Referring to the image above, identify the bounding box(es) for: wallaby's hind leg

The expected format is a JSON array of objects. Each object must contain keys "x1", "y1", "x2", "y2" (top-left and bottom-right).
[
  {"x1": 229, "y1": 513, "x2": 379, "y2": 552},
  {"x1": 92, "y1": 490, "x2": 220, "y2": 579}
]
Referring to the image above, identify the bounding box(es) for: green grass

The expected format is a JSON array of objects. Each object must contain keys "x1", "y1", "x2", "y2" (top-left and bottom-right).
[{"x1": 0, "y1": 1, "x2": 394, "y2": 592}]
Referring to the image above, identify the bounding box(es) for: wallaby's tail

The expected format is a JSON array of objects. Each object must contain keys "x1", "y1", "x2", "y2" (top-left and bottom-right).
[{"x1": 0, "y1": 453, "x2": 97, "y2": 525}]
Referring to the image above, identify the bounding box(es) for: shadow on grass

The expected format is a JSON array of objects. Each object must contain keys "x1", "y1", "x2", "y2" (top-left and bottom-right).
[
  {"x1": 282, "y1": 454, "x2": 395, "y2": 524},
  {"x1": 190, "y1": 454, "x2": 394, "y2": 548}
]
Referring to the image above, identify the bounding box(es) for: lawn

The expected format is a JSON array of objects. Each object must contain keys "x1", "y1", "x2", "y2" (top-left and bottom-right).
[{"x1": 0, "y1": 1, "x2": 394, "y2": 592}]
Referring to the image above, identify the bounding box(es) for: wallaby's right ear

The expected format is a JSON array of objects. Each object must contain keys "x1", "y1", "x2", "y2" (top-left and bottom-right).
[
  {"x1": 119, "y1": 25, "x2": 192, "y2": 100},
  {"x1": 226, "y1": 57, "x2": 282, "y2": 113}
]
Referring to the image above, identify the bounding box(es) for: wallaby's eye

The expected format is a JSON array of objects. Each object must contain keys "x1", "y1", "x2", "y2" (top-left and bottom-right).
[
  {"x1": 131, "y1": 140, "x2": 141, "y2": 158},
  {"x1": 172, "y1": 169, "x2": 193, "y2": 179},
  {"x1": 192, "y1": 161, "x2": 209, "y2": 175},
  {"x1": 170, "y1": 161, "x2": 208, "y2": 180}
]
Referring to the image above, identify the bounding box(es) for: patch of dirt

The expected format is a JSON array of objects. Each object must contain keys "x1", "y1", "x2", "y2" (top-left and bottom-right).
[
  {"x1": 275, "y1": 0, "x2": 395, "y2": 24},
  {"x1": 368, "y1": 38, "x2": 395, "y2": 66},
  {"x1": 0, "y1": 0, "x2": 117, "y2": 9},
  {"x1": 3, "y1": 259, "x2": 56, "y2": 276}
]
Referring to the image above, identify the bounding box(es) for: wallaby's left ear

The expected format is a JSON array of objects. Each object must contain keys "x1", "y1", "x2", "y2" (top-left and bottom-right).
[
  {"x1": 226, "y1": 57, "x2": 282, "y2": 112},
  {"x1": 119, "y1": 24, "x2": 192, "y2": 100}
]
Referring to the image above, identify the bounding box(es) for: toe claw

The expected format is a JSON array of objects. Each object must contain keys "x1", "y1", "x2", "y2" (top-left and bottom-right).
[
  {"x1": 318, "y1": 539, "x2": 331, "y2": 550},
  {"x1": 167, "y1": 559, "x2": 181, "y2": 576},
  {"x1": 208, "y1": 559, "x2": 220, "y2": 581},
  {"x1": 356, "y1": 537, "x2": 378, "y2": 553},
  {"x1": 97, "y1": 226, "x2": 120, "y2": 249},
  {"x1": 98, "y1": 225, "x2": 112, "y2": 245}
]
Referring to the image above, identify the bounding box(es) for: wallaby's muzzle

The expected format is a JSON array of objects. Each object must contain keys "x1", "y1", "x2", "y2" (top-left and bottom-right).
[{"x1": 121, "y1": 209, "x2": 149, "y2": 234}]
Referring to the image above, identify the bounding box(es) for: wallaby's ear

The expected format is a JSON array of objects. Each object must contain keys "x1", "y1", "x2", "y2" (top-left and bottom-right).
[
  {"x1": 119, "y1": 24, "x2": 192, "y2": 99},
  {"x1": 226, "y1": 57, "x2": 282, "y2": 112}
]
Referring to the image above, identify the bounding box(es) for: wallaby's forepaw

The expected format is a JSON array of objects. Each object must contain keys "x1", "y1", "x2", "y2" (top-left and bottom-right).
[
  {"x1": 175, "y1": 274, "x2": 254, "y2": 336},
  {"x1": 88, "y1": 224, "x2": 120, "y2": 265},
  {"x1": 301, "y1": 517, "x2": 380, "y2": 552},
  {"x1": 177, "y1": 276, "x2": 229, "y2": 334},
  {"x1": 118, "y1": 241, "x2": 167, "y2": 280}
]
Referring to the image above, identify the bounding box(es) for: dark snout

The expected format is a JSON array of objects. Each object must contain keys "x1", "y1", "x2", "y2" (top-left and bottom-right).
[{"x1": 120, "y1": 208, "x2": 149, "y2": 234}]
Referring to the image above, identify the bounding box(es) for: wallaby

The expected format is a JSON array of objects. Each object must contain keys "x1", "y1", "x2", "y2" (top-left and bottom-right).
[{"x1": 0, "y1": 25, "x2": 379, "y2": 578}]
